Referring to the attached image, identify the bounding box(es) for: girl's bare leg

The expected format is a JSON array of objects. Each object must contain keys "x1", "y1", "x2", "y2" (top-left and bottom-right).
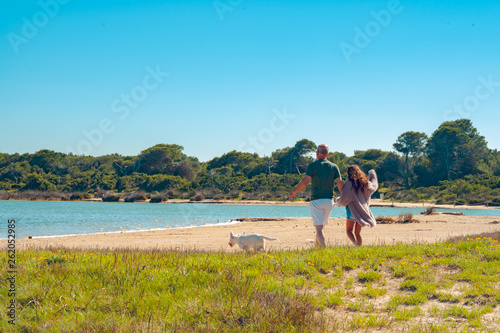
[
  {"x1": 354, "y1": 222, "x2": 362, "y2": 246},
  {"x1": 346, "y1": 219, "x2": 358, "y2": 245}
]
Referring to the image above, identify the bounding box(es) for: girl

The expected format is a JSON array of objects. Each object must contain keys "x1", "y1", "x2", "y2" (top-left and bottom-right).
[{"x1": 337, "y1": 165, "x2": 378, "y2": 246}]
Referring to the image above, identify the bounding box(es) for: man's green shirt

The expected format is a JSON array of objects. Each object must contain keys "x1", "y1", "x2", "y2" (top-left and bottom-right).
[{"x1": 305, "y1": 159, "x2": 341, "y2": 201}]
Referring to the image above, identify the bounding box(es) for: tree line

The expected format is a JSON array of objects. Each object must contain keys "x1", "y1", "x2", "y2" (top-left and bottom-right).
[{"x1": 1, "y1": 119, "x2": 499, "y2": 204}]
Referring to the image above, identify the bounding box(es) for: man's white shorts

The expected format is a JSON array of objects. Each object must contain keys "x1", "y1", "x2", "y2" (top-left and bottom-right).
[{"x1": 310, "y1": 198, "x2": 334, "y2": 225}]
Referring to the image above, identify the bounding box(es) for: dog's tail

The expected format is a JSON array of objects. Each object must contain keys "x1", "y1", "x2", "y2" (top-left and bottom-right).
[{"x1": 261, "y1": 236, "x2": 279, "y2": 241}]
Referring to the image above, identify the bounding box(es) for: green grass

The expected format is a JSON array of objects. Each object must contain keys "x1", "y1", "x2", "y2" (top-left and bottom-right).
[
  {"x1": 359, "y1": 285, "x2": 387, "y2": 299},
  {"x1": 2, "y1": 234, "x2": 500, "y2": 332},
  {"x1": 392, "y1": 306, "x2": 422, "y2": 321}
]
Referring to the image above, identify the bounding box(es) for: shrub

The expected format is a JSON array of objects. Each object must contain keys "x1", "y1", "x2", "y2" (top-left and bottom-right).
[
  {"x1": 376, "y1": 216, "x2": 396, "y2": 224},
  {"x1": 124, "y1": 193, "x2": 148, "y2": 202},
  {"x1": 166, "y1": 190, "x2": 177, "y2": 197},
  {"x1": 468, "y1": 198, "x2": 485, "y2": 205},
  {"x1": 83, "y1": 193, "x2": 92, "y2": 199},
  {"x1": 102, "y1": 194, "x2": 121, "y2": 202},
  {"x1": 264, "y1": 192, "x2": 275, "y2": 199},
  {"x1": 139, "y1": 174, "x2": 189, "y2": 193},
  {"x1": 199, "y1": 188, "x2": 219, "y2": 199},
  {"x1": 422, "y1": 207, "x2": 436, "y2": 215},
  {"x1": 490, "y1": 196, "x2": 500, "y2": 205},
  {"x1": 397, "y1": 212, "x2": 417, "y2": 223},
  {"x1": 436, "y1": 194, "x2": 457, "y2": 205},
  {"x1": 194, "y1": 194, "x2": 204, "y2": 201},
  {"x1": 150, "y1": 195, "x2": 166, "y2": 203},
  {"x1": 245, "y1": 191, "x2": 265, "y2": 200},
  {"x1": 150, "y1": 192, "x2": 168, "y2": 203},
  {"x1": 70, "y1": 193, "x2": 84, "y2": 201},
  {"x1": 228, "y1": 190, "x2": 241, "y2": 199},
  {"x1": 455, "y1": 198, "x2": 467, "y2": 206}
]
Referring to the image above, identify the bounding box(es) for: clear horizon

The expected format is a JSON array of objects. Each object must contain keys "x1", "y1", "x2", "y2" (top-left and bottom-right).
[{"x1": 1, "y1": 0, "x2": 499, "y2": 162}]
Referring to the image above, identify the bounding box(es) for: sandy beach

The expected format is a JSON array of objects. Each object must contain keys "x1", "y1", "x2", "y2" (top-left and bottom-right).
[
  {"x1": 18, "y1": 211, "x2": 500, "y2": 252},
  {"x1": 146, "y1": 198, "x2": 496, "y2": 210}
]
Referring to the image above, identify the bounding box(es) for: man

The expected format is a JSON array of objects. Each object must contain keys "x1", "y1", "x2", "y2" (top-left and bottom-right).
[{"x1": 288, "y1": 144, "x2": 343, "y2": 247}]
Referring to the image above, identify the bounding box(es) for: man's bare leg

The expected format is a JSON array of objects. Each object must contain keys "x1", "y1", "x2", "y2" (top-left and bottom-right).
[{"x1": 314, "y1": 225, "x2": 326, "y2": 247}]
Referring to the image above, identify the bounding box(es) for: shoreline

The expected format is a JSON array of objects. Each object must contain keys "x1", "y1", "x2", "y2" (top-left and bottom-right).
[
  {"x1": 8, "y1": 210, "x2": 496, "y2": 242},
  {"x1": 16, "y1": 214, "x2": 500, "y2": 252},
  {"x1": 1, "y1": 198, "x2": 498, "y2": 210},
  {"x1": 4, "y1": 200, "x2": 499, "y2": 246},
  {"x1": 13, "y1": 219, "x2": 244, "y2": 240}
]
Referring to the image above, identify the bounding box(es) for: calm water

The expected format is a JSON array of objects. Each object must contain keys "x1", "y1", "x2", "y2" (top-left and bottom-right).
[{"x1": 1, "y1": 201, "x2": 499, "y2": 238}]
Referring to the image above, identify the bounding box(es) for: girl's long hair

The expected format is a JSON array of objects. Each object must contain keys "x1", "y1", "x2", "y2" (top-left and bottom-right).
[{"x1": 347, "y1": 165, "x2": 369, "y2": 193}]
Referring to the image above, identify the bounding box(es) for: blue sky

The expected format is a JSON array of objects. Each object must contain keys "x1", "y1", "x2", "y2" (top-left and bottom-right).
[{"x1": 1, "y1": 0, "x2": 499, "y2": 162}]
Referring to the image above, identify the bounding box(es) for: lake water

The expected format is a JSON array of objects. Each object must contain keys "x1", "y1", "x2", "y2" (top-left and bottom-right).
[{"x1": 1, "y1": 201, "x2": 499, "y2": 238}]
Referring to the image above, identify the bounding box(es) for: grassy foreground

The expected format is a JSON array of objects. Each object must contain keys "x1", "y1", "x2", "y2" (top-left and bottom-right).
[{"x1": 3, "y1": 234, "x2": 500, "y2": 332}]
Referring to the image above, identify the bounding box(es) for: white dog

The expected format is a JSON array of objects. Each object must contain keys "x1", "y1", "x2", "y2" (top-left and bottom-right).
[{"x1": 228, "y1": 231, "x2": 279, "y2": 252}]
